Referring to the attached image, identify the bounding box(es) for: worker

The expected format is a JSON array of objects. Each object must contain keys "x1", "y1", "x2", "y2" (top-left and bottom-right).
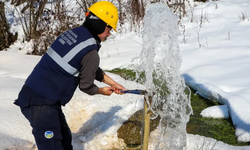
[{"x1": 14, "y1": 1, "x2": 125, "y2": 150}]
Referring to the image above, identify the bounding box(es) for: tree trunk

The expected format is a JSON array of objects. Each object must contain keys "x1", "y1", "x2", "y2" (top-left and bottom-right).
[
  {"x1": 0, "y1": 2, "x2": 17, "y2": 50},
  {"x1": 0, "y1": 2, "x2": 10, "y2": 50}
]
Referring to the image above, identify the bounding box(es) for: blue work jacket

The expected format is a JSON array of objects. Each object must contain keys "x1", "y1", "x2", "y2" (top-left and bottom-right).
[{"x1": 18, "y1": 26, "x2": 100, "y2": 106}]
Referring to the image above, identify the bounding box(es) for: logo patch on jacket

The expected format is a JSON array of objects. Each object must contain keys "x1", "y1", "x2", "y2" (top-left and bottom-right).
[{"x1": 44, "y1": 131, "x2": 54, "y2": 139}]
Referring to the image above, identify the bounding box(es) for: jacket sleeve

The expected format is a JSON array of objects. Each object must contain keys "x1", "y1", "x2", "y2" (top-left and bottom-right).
[
  {"x1": 95, "y1": 67, "x2": 104, "y2": 82},
  {"x1": 79, "y1": 50, "x2": 101, "y2": 95}
]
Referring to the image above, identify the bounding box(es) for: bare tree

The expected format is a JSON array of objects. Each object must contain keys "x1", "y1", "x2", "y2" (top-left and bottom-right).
[
  {"x1": 11, "y1": 0, "x2": 48, "y2": 41},
  {"x1": 75, "y1": 0, "x2": 97, "y2": 12},
  {"x1": 0, "y1": 1, "x2": 17, "y2": 50},
  {"x1": 131, "y1": 0, "x2": 145, "y2": 24},
  {"x1": 167, "y1": 0, "x2": 187, "y2": 19}
]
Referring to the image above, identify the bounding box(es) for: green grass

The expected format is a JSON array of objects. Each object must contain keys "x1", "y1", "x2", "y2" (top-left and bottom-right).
[
  {"x1": 187, "y1": 89, "x2": 249, "y2": 146},
  {"x1": 107, "y1": 68, "x2": 250, "y2": 147},
  {"x1": 109, "y1": 68, "x2": 145, "y2": 84}
]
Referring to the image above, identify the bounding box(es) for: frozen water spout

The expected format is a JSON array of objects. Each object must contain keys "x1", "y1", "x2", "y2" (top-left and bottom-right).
[{"x1": 136, "y1": 2, "x2": 192, "y2": 150}]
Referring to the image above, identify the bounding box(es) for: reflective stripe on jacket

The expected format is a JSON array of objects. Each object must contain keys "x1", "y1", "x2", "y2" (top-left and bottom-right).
[{"x1": 25, "y1": 26, "x2": 100, "y2": 105}]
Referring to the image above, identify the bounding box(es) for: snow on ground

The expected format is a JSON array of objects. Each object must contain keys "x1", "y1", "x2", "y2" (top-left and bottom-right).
[{"x1": 1, "y1": 0, "x2": 250, "y2": 149}]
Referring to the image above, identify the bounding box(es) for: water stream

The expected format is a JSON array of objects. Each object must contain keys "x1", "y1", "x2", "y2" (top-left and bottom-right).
[{"x1": 136, "y1": 3, "x2": 192, "y2": 150}]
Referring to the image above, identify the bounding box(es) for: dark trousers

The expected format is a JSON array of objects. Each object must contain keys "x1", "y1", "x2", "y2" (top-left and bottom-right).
[{"x1": 21, "y1": 104, "x2": 73, "y2": 150}]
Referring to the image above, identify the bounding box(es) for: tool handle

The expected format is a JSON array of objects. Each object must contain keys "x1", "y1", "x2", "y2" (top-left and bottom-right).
[{"x1": 111, "y1": 89, "x2": 147, "y2": 95}]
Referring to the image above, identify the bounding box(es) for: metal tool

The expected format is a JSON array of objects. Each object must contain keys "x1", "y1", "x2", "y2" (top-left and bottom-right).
[
  {"x1": 121, "y1": 89, "x2": 147, "y2": 95},
  {"x1": 110, "y1": 89, "x2": 147, "y2": 95}
]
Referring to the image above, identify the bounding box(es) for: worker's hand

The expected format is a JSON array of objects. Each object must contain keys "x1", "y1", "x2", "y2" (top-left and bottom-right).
[
  {"x1": 112, "y1": 88, "x2": 124, "y2": 94},
  {"x1": 111, "y1": 83, "x2": 126, "y2": 94},
  {"x1": 98, "y1": 87, "x2": 114, "y2": 96},
  {"x1": 102, "y1": 73, "x2": 126, "y2": 94}
]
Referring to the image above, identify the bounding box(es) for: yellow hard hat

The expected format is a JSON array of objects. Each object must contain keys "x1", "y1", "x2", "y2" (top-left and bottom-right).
[{"x1": 88, "y1": 1, "x2": 118, "y2": 32}]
